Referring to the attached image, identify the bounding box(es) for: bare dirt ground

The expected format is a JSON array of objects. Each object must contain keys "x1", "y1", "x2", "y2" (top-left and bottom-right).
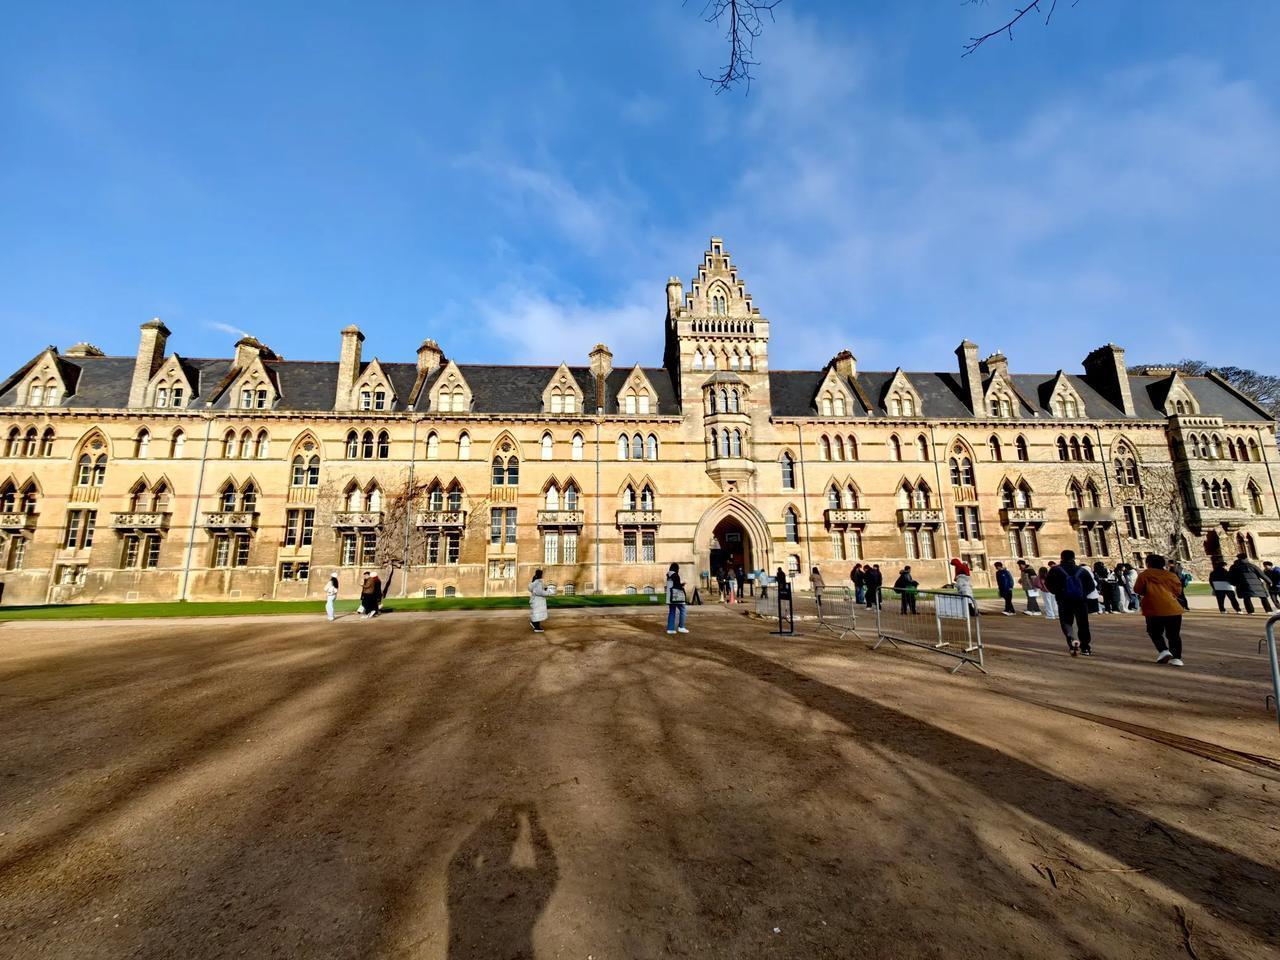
[{"x1": 1, "y1": 600, "x2": 1278, "y2": 959}]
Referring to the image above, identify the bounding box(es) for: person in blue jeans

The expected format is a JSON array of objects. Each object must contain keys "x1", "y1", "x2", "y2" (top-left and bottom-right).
[
  {"x1": 995, "y1": 561, "x2": 1016, "y2": 615},
  {"x1": 665, "y1": 562, "x2": 689, "y2": 634}
]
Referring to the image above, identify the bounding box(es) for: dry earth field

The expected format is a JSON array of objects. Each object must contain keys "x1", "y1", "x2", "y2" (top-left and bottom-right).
[{"x1": 1, "y1": 601, "x2": 1278, "y2": 959}]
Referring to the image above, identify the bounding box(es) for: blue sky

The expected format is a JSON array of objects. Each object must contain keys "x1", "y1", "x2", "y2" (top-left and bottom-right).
[{"x1": 3, "y1": 1, "x2": 1279, "y2": 375}]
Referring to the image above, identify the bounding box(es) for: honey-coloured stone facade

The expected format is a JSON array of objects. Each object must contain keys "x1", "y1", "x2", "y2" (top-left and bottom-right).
[{"x1": 1, "y1": 239, "x2": 1278, "y2": 606}]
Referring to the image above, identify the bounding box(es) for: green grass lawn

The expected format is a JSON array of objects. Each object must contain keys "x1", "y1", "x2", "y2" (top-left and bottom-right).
[{"x1": 0, "y1": 592, "x2": 668, "y2": 621}]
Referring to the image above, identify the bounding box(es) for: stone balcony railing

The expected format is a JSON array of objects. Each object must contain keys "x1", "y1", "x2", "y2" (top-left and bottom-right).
[
  {"x1": 1068, "y1": 506, "x2": 1116, "y2": 525},
  {"x1": 824, "y1": 508, "x2": 871, "y2": 526},
  {"x1": 415, "y1": 510, "x2": 467, "y2": 528},
  {"x1": 0, "y1": 511, "x2": 37, "y2": 532},
  {"x1": 616, "y1": 509, "x2": 661, "y2": 527},
  {"x1": 110, "y1": 511, "x2": 170, "y2": 531},
  {"x1": 1192, "y1": 505, "x2": 1249, "y2": 530},
  {"x1": 332, "y1": 511, "x2": 383, "y2": 529},
  {"x1": 202, "y1": 511, "x2": 258, "y2": 530},
  {"x1": 896, "y1": 508, "x2": 944, "y2": 526},
  {"x1": 537, "y1": 509, "x2": 585, "y2": 527},
  {"x1": 999, "y1": 507, "x2": 1047, "y2": 525}
]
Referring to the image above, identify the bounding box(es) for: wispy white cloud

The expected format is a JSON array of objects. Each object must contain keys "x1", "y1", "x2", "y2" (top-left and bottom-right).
[{"x1": 206, "y1": 320, "x2": 251, "y2": 340}]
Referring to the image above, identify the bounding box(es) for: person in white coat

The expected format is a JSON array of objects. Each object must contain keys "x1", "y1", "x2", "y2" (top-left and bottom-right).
[
  {"x1": 324, "y1": 571, "x2": 339, "y2": 622},
  {"x1": 529, "y1": 569, "x2": 549, "y2": 633}
]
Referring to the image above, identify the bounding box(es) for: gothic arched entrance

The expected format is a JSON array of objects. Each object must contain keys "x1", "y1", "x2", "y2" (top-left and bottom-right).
[
  {"x1": 710, "y1": 516, "x2": 752, "y2": 579},
  {"x1": 692, "y1": 496, "x2": 772, "y2": 582}
]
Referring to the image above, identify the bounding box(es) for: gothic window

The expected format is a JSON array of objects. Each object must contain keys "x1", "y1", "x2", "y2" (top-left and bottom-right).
[
  {"x1": 741, "y1": 349, "x2": 752, "y2": 371},
  {"x1": 1081, "y1": 437, "x2": 1095, "y2": 461},
  {"x1": 618, "y1": 434, "x2": 629, "y2": 460},
  {"x1": 541, "y1": 432, "x2": 553, "y2": 461},
  {"x1": 447, "y1": 482, "x2": 463, "y2": 511},
  {"x1": 822, "y1": 396, "x2": 833, "y2": 416},
  {"x1": 915, "y1": 435, "x2": 929, "y2": 461},
  {"x1": 639, "y1": 485, "x2": 653, "y2": 510},
  {"x1": 1069, "y1": 481, "x2": 1084, "y2": 509},
  {"x1": 730, "y1": 389, "x2": 740, "y2": 413},
  {"x1": 220, "y1": 482, "x2": 237, "y2": 512},
  {"x1": 426, "y1": 432, "x2": 439, "y2": 460},
  {"x1": 827, "y1": 486, "x2": 840, "y2": 511},
  {"x1": 781, "y1": 452, "x2": 795, "y2": 490},
  {"x1": 256, "y1": 431, "x2": 270, "y2": 459},
  {"x1": 731, "y1": 429, "x2": 743, "y2": 457},
  {"x1": 784, "y1": 508, "x2": 799, "y2": 543},
  {"x1": 692, "y1": 350, "x2": 704, "y2": 371},
  {"x1": 834, "y1": 396, "x2": 846, "y2": 416},
  {"x1": 833, "y1": 436, "x2": 845, "y2": 461},
  {"x1": 1222, "y1": 480, "x2": 1235, "y2": 509},
  {"x1": 819, "y1": 436, "x2": 831, "y2": 461},
  {"x1": 545, "y1": 485, "x2": 559, "y2": 511},
  {"x1": 362, "y1": 431, "x2": 375, "y2": 459},
  {"x1": 988, "y1": 435, "x2": 1002, "y2": 462},
  {"x1": 1249, "y1": 481, "x2": 1264, "y2": 514},
  {"x1": 847, "y1": 435, "x2": 858, "y2": 460},
  {"x1": 631, "y1": 433, "x2": 644, "y2": 460},
  {"x1": 346, "y1": 430, "x2": 359, "y2": 459},
  {"x1": 459, "y1": 432, "x2": 472, "y2": 460},
  {"x1": 888, "y1": 436, "x2": 902, "y2": 461},
  {"x1": 1199, "y1": 480, "x2": 1211, "y2": 508},
  {"x1": 646, "y1": 434, "x2": 658, "y2": 460},
  {"x1": 844, "y1": 485, "x2": 859, "y2": 509},
  {"x1": 492, "y1": 456, "x2": 505, "y2": 485},
  {"x1": 622, "y1": 485, "x2": 636, "y2": 510},
  {"x1": 376, "y1": 431, "x2": 389, "y2": 459},
  {"x1": 223, "y1": 430, "x2": 238, "y2": 459},
  {"x1": 1056, "y1": 436, "x2": 1069, "y2": 461},
  {"x1": 506, "y1": 456, "x2": 519, "y2": 486},
  {"x1": 1069, "y1": 437, "x2": 1082, "y2": 461},
  {"x1": 135, "y1": 430, "x2": 150, "y2": 459},
  {"x1": 374, "y1": 390, "x2": 387, "y2": 411},
  {"x1": 1249, "y1": 438, "x2": 1261, "y2": 462},
  {"x1": 1189, "y1": 435, "x2": 1202, "y2": 458},
  {"x1": 170, "y1": 429, "x2": 185, "y2": 459},
  {"x1": 571, "y1": 432, "x2": 584, "y2": 461},
  {"x1": 719, "y1": 430, "x2": 731, "y2": 458}
]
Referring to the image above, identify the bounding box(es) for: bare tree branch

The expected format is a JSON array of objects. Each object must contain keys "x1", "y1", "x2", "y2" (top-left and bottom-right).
[
  {"x1": 961, "y1": 0, "x2": 1080, "y2": 58},
  {"x1": 692, "y1": 0, "x2": 782, "y2": 94}
]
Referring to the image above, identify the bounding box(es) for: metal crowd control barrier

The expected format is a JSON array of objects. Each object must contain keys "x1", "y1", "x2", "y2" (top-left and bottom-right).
[
  {"x1": 771, "y1": 586, "x2": 795, "y2": 636},
  {"x1": 1265, "y1": 613, "x2": 1280, "y2": 732},
  {"x1": 873, "y1": 587, "x2": 985, "y2": 674}
]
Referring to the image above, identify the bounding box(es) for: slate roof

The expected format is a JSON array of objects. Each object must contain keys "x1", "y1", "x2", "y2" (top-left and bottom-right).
[{"x1": 0, "y1": 350, "x2": 1268, "y2": 424}]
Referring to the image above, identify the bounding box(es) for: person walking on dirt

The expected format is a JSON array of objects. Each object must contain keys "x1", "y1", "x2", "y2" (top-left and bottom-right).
[
  {"x1": 995, "y1": 561, "x2": 1016, "y2": 616},
  {"x1": 359, "y1": 571, "x2": 382, "y2": 619},
  {"x1": 1209, "y1": 560, "x2": 1240, "y2": 613},
  {"x1": 1036, "y1": 566, "x2": 1058, "y2": 620},
  {"x1": 1264, "y1": 561, "x2": 1280, "y2": 607},
  {"x1": 893, "y1": 566, "x2": 918, "y2": 614},
  {"x1": 1134, "y1": 553, "x2": 1186, "y2": 667},
  {"x1": 1046, "y1": 550, "x2": 1096, "y2": 657},
  {"x1": 324, "y1": 571, "x2": 339, "y2": 622},
  {"x1": 1229, "y1": 553, "x2": 1273, "y2": 614},
  {"x1": 665, "y1": 562, "x2": 689, "y2": 635},
  {"x1": 810, "y1": 566, "x2": 826, "y2": 613},
  {"x1": 1017, "y1": 560, "x2": 1041, "y2": 616},
  {"x1": 736, "y1": 565, "x2": 747, "y2": 599},
  {"x1": 529, "y1": 569, "x2": 549, "y2": 633}
]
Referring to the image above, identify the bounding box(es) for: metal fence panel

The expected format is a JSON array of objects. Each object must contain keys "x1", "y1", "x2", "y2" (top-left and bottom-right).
[{"x1": 872, "y1": 588, "x2": 985, "y2": 673}]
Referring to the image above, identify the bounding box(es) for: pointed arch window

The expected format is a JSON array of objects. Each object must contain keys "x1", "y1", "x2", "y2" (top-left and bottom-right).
[
  {"x1": 170, "y1": 430, "x2": 185, "y2": 459},
  {"x1": 1222, "y1": 480, "x2": 1235, "y2": 509},
  {"x1": 545, "y1": 485, "x2": 560, "y2": 511},
  {"x1": 447, "y1": 482, "x2": 463, "y2": 511},
  {"x1": 541, "y1": 432, "x2": 554, "y2": 461},
  {"x1": 1015, "y1": 436, "x2": 1029, "y2": 462},
  {"x1": 646, "y1": 434, "x2": 658, "y2": 460},
  {"x1": 506, "y1": 456, "x2": 519, "y2": 486},
  {"x1": 362, "y1": 431, "x2": 375, "y2": 459},
  {"x1": 223, "y1": 430, "x2": 238, "y2": 459},
  {"x1": 135, "y1": 430, "x2": 151, "y2": 459},
  {"x1": 731, "y1": 430, "x2": 743, "y2": 457},
  {"x1": 1249, "y1": 481, "x2": 1265, "y2": 515},
  {"x1": 638, "y1": 485, "x2": 653, "y2": 511},
  {"x1": 255, "y1": 431, "x2": 270, "y2": 459},
  {"x1": 1081, "y1": 437, "x2": 1095, "y2": 461},
  {"x1": 888, "y1": 436, "x2": 902, "y2": 461},
  {"x1": 827, "y1": 485, "x2": 840, "y2": 510},
  {"x1": 76, "y1": 454, "x2": 92, "y2": 486},
  {"x1": 1069, "y1": 437, "x2": 1082, "y2": 461},
  {"x1": 618, "y1": 435, "x2": 629, "y2": 460},
  {"x1": 784, "y1": 507, "x2": 799, "y2": 543},
  {"x1": 346, "y1": 430, "x2": 359, "y2": 459},
  {"x1": 834, "y1": 396, "x2": 846, "y2": 417},
  {"x1": 622, "y1": 485, "x2": 636, "y2": 510},
  {"x1": 631, "y1": 433, "x2": 644, "y2": 461},
  {"x1": 692, "y1": 350, "x2": 704, "y2": 371},
  {"x1": 1056, "y1": 436, "x2": 1069, "y2": 461},
  {"x1": 92, "y1": 455, "x2": 107, "y2": 486},
  {"x1": 425, "y1": 432, "x2": 439, "y2": 460},
  {"x1": 847, "y1": 435, "x2": 858, "y2": 461},
  {"x1": 377, "y1": 431, "x2": 390, "y2": 460},
  {"x1": 241, "y1": 482, "x2": 258, "y2": 512},
  {"x1": 571, "y1": 433, "x2": 584, "y2": 461},
  {"x1": 220, "y1": 482, "x2": 238, "y2": 512},
  {"x1": 915, "y1": 435, "x2": 929, "y2": 461},
  {"x1": 459, "y1": 432, "x2": 472, "y2": 460},
  {"x1": 781, "y1": 452, "x2": 795, "y2": 490},
  {"x1": 988, "y1": 435, "x2": 1002, "y2": 462},
  {"x1": 565, "y1": 483, "x2": 580, "y2": 511},
  {"x1": 819, "y1": 436, "x2": 831, "y2": 461},
  {"x1": 492, "y1": 456, "x2": 505, "y2": 485},
  {"x1": 833, "y1": 436, "x2": 845, "y2": 461}
]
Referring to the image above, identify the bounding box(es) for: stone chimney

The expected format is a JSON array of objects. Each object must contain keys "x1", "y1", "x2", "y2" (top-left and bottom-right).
[
  {"x1": 982, "y1": 351, "x2": 1008, "y2": 379},
  {"x1": 665, "y1": 277, "x2": 684, "y2": 320},
  {"x1": 233, "y1": 335, "x2": 275, "y2": 370},
  {"x1": 417, "y1": 339, "x2": 444, "y2": 377},
  {"x1": 334, "y1": 325, "x2": 364, "y2": 410},
  {"x1": 128, "y1": 319, "x2": 170, "y2": 408},
  {"x1": 955, "y1": 340, "x2": 984, "y2": 415},
  {"x1": 1082, "y1": 343, "x2": 1135, "y2": 417},
  {"x1": 65, "y1": 342, "x2": 105, "y2": 358},
  {"x1": 590, "y1": 343, "x2": 613, "y2": 412},
  {"x1": 829, "y1": 350, "x2": 857, "y2": 380}
]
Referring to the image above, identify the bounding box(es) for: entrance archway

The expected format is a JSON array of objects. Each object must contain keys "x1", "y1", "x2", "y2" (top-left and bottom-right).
[
  {"x1": 692, "y1": 496, "x2": 772, "y2": 582},
  {"x1": 710, "y1": 516, "x2": 752, "y2": 579}
]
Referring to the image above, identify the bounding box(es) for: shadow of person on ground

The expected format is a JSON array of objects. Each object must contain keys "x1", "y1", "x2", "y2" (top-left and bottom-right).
[{"x1": 447, "y1": 803, "x2": 558, "y2": 959}]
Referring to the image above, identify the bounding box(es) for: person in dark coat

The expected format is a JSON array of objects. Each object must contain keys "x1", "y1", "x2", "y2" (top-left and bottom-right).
[
  {"x1": 893, "y1": 566, "x2": 918, "y2": 614},
  {"x1": 359, "y1": 571, "x2": 382, "y2": 619},
  {"x1": 1208, "y1": 560, "x2": 1240, "y2": 613},
  {"x1": 1046, "y1": 550, "x2": 1096, "y2": 656},
  {"x1": 851, "y1": 563, "x2": 866, "y2": 604},
  {"x1": 1263, "y1": 561, "x2": 1280, "y2": 606},
  {"x1": 864, "y1": 564, "x2": 883, "y2": 609},
  {"x1": 1229, "y1": 554, "x2": 1273, "y2": 614},
  {"x1": 995, "y1": 561, "x2": 1016, "y2": 616}
]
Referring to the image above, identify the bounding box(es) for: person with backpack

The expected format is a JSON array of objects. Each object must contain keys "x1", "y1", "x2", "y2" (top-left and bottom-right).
[
  {"x1": 893, "y1": 565, "x2": 918, "y2": 614},
  {"x1": 1046, "y1": 549, "x2": 1096, "y2": 656},
  {"x1": 1134, "y1": 553, "x2": 1186, "y2": 667},
  {"x1": 1209, "y1": 560, "x2": 1240, "y2": 613},
  {"x1": 665, "y1": 562, "x2": 689, "y2": 635},
  {"x1": 995, "y1": 561, "x2": 1016, "y2": 616}
]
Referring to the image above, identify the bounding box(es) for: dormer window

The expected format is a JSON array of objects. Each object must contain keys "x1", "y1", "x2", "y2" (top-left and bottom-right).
[
  {"x1": 241, "y1": 388, "x2": 252, "y2": 408},
  {"x1": 360, "y1": 390, "x2": 371, "y2": 410},
  {"x1": 156, "y1": 387, "x2": 169, "y2": 408},
  {"x1": 172, "y1": 387, "x2": 184, "y2": 407},
  {"x1": 374, "y1": 390, "x2": 386, "y2": 411}
]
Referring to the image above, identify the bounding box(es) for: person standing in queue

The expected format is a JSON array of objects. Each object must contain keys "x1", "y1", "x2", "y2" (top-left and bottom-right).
[
  {"x1": 529, "y1": 568, "x2": 549, "y2": 633},
  {"x1": 665, "y1": 562, "x2": 689, "y2": 635},
  {"x1": 324, "y1": 571, "x2": 340, "y2": 622}
]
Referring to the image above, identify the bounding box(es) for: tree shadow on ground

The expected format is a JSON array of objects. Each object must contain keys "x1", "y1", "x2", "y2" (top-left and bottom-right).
[{"x1": 674, "y1": 634, "x2": 1280, "y2": 942}]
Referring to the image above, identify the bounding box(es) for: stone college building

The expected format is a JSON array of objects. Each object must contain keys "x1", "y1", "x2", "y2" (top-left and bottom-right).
[{"x1": 1, "y1": 239, "x2": 1278, "y2": 606}]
